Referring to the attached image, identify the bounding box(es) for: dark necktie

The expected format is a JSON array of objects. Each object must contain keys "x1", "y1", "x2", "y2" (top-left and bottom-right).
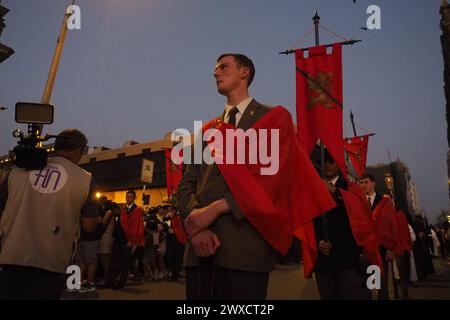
[
  {"x1": 367, "y1": 197, "x2": 372, "y2": 208},
  {"x1": 227, "y1": 107, "x2": 239, "y2": 127}
]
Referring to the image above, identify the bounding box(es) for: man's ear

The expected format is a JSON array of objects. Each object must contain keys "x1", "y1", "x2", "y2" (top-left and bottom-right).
[{"x1": 240, "y1": 67, "x2": 250, "y2": 81}]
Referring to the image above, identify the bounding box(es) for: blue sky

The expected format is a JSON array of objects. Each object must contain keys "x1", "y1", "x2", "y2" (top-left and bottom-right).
[{"x1": 0, "y1": 0, "x2": 447, "y2": 221}]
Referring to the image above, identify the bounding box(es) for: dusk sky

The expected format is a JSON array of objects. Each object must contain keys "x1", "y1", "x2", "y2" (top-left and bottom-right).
[{"x1": 0, "y1": 1, "x2": 447, "y2": 221}]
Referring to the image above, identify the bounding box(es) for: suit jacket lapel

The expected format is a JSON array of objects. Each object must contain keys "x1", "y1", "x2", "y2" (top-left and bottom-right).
[{"x1": 236, "y1": 99, "x2": 262, "y2": 130}]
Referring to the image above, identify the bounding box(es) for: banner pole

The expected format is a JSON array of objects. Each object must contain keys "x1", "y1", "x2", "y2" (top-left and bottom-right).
[
  {"x1": 312, "y1": 11, "x2": 330, "y2": 242},
  {"x1": 350, "y1": 110, "x2": 358, "y2": 137}
]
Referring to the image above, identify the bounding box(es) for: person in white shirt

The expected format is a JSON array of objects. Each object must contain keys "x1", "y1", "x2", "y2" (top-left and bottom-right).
[
  {"x1": 358, "y1": 173, "x2": 394, "y2": 300},
  {"x1": 358, "y1": 173, "x2": 383, "y2": 211}
]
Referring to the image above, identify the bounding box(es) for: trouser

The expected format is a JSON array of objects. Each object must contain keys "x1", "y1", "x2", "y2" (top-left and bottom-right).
[
  {"x1": 167, "y1": 236, "x2": 184, "y2": 280},
  {"x1": 0, "y1": 265, "x2": 66, "y2": 300},
  {"x1": 185, "y1": 257, "x2": 269, "y2": 300},
  {"x1": 377, "y1": 258, "x2": 390, "y2": 300},
  {"x1": 315, "y1": 267, "x2": 366, "y2": 300},
  {"x1": 129, "y1": 246, "x2": 143, "y2": 275},
  {"x1": 396, "y1": 252, "x2": 410, "y2": 299},
  {"x1": 106, "y1": 242, "x2": 132, "y2": 288}
]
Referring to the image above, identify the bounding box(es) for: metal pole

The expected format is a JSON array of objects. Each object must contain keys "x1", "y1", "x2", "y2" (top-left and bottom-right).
[
  {"x1": 313, "y1": 11, "x2": 330, "y2": 242},
  {"x1": 278, "y1": 39, "x2": 361, "y2": 55},
  {"x1": 350, "y1": 110, "x2": 357, "y2": 137},
  {"x1": 384, "y1": 172, "x2": 398, "y2": 299},
  {"x1": 313, "y1": 11, "x2": 324, "y2": 181}
]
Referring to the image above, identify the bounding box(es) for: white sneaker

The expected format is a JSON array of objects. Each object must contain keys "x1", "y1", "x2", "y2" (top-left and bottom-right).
[{"x1": 79, "y1": 282, "x2": 96, "y2": 293}]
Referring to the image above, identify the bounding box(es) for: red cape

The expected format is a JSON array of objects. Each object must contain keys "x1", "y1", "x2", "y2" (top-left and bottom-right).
[
  {"x1": 372, "y1": 197, "x2": 399, "y2": 252},
  {"x1": 340, "y1": 182, "x2": 383, "y2": 275},
  {"x1": 395, "y1": 210, "x2": 412, "y2": 254},
  {"x1": 120, "y1": 205, "x2": 145, "y2": 246},
  {"x1": 172, "y1": 214, "x2": 187, "y2": 244},
  {"x1": 204, "y1": 106, "x2": 336, "y2": 277}
]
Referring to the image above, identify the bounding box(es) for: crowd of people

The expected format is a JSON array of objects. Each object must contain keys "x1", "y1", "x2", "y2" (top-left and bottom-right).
[
  {"x1": 1, "y1": 53, "x2": 450, "y2": 301},
  {"x1": 71, "y1": 193, "x2": 185, "y2": 293},
  {"x1": 70, "y1": 185, "x2": 450, "y2": 297},
  {"x1": 315, "y1": 164, "x2": 448, "y2": 300}
]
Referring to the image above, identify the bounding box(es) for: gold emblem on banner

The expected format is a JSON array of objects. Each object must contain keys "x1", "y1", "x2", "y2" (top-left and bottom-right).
[{"x1": 307, "y1": 72, "x2": 334, "y2": 110}]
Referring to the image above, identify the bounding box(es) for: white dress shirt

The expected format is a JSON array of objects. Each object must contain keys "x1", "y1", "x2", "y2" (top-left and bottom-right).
[
  {"x1": 223, "y1": 96, "x2": 253, "y2": 126},
  {"x1": 328, "y1": 176, "x2": 339, "y2": 186},
  {"x1": 367, "y1": 192, "x2": 376, "y2": 207}
]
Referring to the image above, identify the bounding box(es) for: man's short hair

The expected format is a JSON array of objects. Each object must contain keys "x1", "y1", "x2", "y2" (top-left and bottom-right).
[
  {"x1": 217, "y1": 53, "x2": 255, "y2": 87},
  {"x1": 360, "y1": 173, "x2": 376, "y2": 182},
  {"x1": 54, "y1": 129, "x2": 88, "y2": 152},
  {"x1": 323, "y1": 149, "x2": 335, "y2": 164},
  {"x1": 126, "y1": 190, "x2": 136, "y2": 197}
]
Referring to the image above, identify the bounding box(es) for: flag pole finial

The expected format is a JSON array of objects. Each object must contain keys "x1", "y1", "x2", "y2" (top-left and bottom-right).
[{"x1": 313, "y1": 10, "x2": 320, "y2": 24}]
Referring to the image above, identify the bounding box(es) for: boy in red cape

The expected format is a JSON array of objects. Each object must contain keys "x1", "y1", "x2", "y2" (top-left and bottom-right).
[
  {"x1": 339, "y1": 182, "x2": 383, "y2": 277},
  {"x1": 359, "y1": 173, "x2": 395, "y2": 299},
  {"x1": 177, "y1": 53, "x2": 334, "y2": 300},
  {"x1": 311, "y1": 154, "x2": 369, "y2": 300},
  {"x1": 107, "y1": 190, "x2": 144, "y2": 289}
]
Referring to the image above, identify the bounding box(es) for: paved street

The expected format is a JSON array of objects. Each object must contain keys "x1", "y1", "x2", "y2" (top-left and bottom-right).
[{"x1": 62, "y1": 257, "x2": 450, "y2": 300}]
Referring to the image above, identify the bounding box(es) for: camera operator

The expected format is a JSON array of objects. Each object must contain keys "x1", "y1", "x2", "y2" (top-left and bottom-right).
[{"x1": 0, "y1": 128, "x2": 99, "y2": 300}]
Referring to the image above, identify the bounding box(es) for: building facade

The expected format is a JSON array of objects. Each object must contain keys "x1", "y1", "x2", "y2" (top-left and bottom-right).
[
  {"x1": 0, "y1": 2, "x2": 14, "y2": 63},
  {"x1": 366, "y1": 160, "x2": 421, "y2": 223}
]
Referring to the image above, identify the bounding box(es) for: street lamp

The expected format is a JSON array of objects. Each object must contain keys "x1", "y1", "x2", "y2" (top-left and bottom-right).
[{"x1": 384, "y1": 172, "x2": 395, "y2": 202}]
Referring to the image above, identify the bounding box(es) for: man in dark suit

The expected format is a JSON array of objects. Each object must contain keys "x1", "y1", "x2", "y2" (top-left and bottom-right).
[
  {"x1": 359, "y1": 173, "x2": 383, "y2": 211},
  {"x1": 313, "y1": 153, "x2": 364, "y2": 299},
  {"x1": 176, "y1": 53, "x2": 276, "y2": 300},
  {"x1": 359, "y1": 173, "x2": 394, "y2": 299}
]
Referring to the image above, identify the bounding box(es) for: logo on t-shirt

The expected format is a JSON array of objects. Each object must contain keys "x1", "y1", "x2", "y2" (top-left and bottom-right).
[{"x1": 29, "y1": 164, "x2": 68, "y2": 194}]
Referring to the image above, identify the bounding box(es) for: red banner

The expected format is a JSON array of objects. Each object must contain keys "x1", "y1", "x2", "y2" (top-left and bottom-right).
[
  {"x1": 344, "y1": 135, "x2": 369, "y2": 177},
  {"x1": 295, "y1": 43, "x2": 346, "y2": 178},
  {"x1": 165, "y1": 149, "x2": 183, "y2": 198}
]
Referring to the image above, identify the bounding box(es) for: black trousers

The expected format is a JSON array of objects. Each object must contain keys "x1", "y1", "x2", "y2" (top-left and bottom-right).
[
  {"x1": 378, "y1": 258, "x2": 390, "y2": 300},
  {"x1": 396, "y1": 252, "x2": 410, "y2": 299},
  {"x1": 166, "y1": 235, "x2": 184, "y2": 280},
  {"x1": 0, "y1": 265, "x2": 66, "y2": 300},
  {"x1": 185, "y1": 257, "x2": 269, "y2": 300},
  {"x1": 106, "y1": 242, "x2": 132, "y2": 288}
]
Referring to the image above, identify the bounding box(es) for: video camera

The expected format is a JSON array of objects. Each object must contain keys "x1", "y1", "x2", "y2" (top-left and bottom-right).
[{"x1": 10, "y1": 102, "x2": 56, "y2": 170}]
